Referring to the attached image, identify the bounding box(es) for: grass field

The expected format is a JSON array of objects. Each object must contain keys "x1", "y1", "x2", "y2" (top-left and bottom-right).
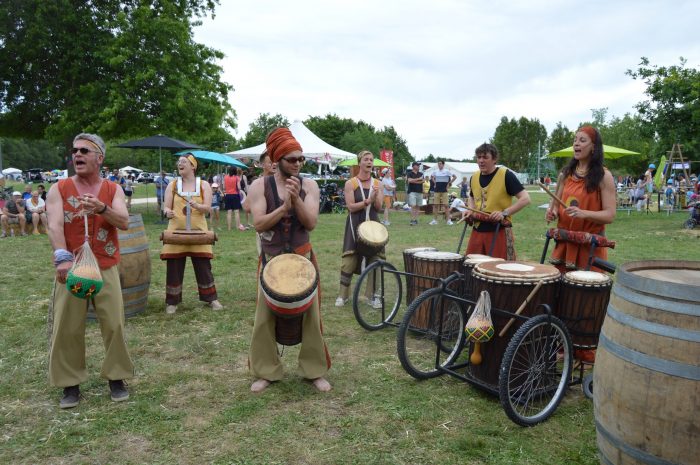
[{"x1": 1, "y1": 190, "x2": 698, "y2": 465}]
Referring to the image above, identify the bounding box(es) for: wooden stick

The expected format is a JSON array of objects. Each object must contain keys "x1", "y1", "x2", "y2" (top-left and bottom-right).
[
  {"x1": 538, "y1": 182, "x2": 567, "y2": 208},
  {"x1": 455, "y1": 206, "x2": 487, "y2": 224},
  {"x1": 498, "y1": 280, "x2": 545, "y2": 337}
]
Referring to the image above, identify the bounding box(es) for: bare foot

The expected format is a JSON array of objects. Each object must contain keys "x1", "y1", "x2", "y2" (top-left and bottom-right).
[
  {"x1": 311, "y1": 377, "x2": 331, "y2": 392},
  {"x1": 250, "y1": 379, "x2": 271, "y2": 393}
]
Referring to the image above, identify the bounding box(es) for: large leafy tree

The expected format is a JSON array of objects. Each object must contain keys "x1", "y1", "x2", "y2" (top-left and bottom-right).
[
  {"x1": 627, "y1": 57, "x2": 700, "y2": 158},
  {"x1": 490, "y1": 116, "x2": 547, "y2": 172},
  {"x1": 0, "y1": 0, "x2": 233, "y2": 149}
]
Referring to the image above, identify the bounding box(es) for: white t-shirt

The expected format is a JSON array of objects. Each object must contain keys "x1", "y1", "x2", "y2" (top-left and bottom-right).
[
  {"x1": 450, "y1": 198, "x2": 467, "y2": 212},
  {"x1": 381, "y1": 176, "x2": 396, "y2": 196},
  {"x1": 432, "y1": 168, "x2": 453, "y2": 192},
  {"x1": 25, "y1": 197, "x2": 45, "y2": 213}
]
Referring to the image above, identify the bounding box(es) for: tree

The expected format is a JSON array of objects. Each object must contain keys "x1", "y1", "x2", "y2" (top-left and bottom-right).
[
  {"x1": 236, "y1": 113, "x2": 290, "y2": 149},
  {"x1": 601, "y1": 113, "x2": 655, "y2": 176},
  {"x1": 546, "y1": 122, "x2": 573, "y2": 154},
  {"x1": 627, "y1": 57, "x2": 700, "y2": 158},
  {"x1": 0, "y1": 0, "x2": 234, "y2": 149},
  {"x1": 304, "y1": 114, "x2": 370, "y2": 149},
  {"x1": 339, "y1": 126, "x2": 383, "y2": 155},
  {"x1": 491, "y1": 116, "x2": 547, "y2": 172}
]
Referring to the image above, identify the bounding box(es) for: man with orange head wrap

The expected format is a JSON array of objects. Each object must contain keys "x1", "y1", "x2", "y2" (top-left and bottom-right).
[{"x1": 246, "y1": 127, "x2": 331, "y2": 393}]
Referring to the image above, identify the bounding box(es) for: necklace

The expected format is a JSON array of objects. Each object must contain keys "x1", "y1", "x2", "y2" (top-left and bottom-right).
[
  {"x1": 575, "y1": 165, "x2": 589, "y2": 177},
  {"x1": 357, "y1": 175, "x2": 371, "y2": 182}
]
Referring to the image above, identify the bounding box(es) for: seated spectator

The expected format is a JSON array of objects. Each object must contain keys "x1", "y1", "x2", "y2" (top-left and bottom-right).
[
  {"x1": 37, "y1": 184, "x2": 47, "y2": 201},
  {"x1": 25, "y1": 190, "x2": 48, "y2": 235},
  {"x1": 1, "y1": 191, "x2": 28, "y2": 237},
  {"x1": 448, "y1": 194, "x2": 468, "y2": 221}
]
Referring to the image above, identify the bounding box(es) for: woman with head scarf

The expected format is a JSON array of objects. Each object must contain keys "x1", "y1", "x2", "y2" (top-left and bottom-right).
[
  {"x1": 545, "y1": 125, "x2": 616, "y2": 270},
  {"x1": 160, "y1": 154, "x2": 223, "y2": 314}
]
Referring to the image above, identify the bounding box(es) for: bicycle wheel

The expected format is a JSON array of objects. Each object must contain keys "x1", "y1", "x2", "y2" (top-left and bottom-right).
[
  {"x1": 353, "y1": 261, "x2": 402, "y2": 331},
  {"x1": 397, "y1": 287, "x2": 466, "y2": 379},
  {"x1": 499, "y1": 314, "x2": 572, "y2": 426}
]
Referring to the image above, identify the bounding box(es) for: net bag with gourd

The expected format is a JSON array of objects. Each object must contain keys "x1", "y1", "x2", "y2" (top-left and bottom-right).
[
  {"x1": 66, "y1": 214, "x2": 103, "y2": 299},
  {"x1": 465, "y1": 291, "x2": 494, "y2": 365}
]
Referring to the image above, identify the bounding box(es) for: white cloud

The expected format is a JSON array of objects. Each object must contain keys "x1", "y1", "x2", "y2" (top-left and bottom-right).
[{"x1": 194, "y1": 0, "x2": 700, "y2": 160}]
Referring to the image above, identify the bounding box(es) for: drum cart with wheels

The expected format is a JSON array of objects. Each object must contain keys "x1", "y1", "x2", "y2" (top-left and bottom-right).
[{"x1": 395, "y1": 275, "x2": 574, "y2": 426}]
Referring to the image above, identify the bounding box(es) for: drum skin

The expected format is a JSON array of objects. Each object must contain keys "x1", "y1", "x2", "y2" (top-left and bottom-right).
[
  {"x1": 468, "y1": 261, "x2": 561, "y2": 387},
  {"x1": 356, "y1": 220, "x2": 388, "y2": 258},
  {"x1": 261, "y1": 254, "x2": 319, "y2": 346},
  {"x1": 556, "y1": 271, "x2": 612, "y2": 348},
  {"x1": 594, "y1": 260, "x2": 700, "y2": 465},
  {"x1": 87, "y1": 214, "x2": 151, "y2": 320}
]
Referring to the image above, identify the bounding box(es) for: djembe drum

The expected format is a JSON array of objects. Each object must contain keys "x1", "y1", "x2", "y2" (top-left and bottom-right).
[
  {"x1": 468, "y1": 261, "x2": 561, "y2": 387},
  {"x1": 409, "y1": 251, "x2": 463, "y2": 329},
  {"x1": 356, "y1": 220, "x2": 388, "y2": 258},
  {"x1": 556, "y1": 270, "x2": 612, "y2": 349},
  {"x1": 461, "y1": 254, "x2": 504, "y2": 299},
  {"x1": 261, "y1": 254, "x2": 319, "y2": 346},
  {"x1": 402, "y1": 247, "x2": 438, "y2": 305}
]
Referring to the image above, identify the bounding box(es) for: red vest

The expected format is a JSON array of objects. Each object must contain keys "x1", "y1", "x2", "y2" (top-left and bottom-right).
[{"x1": 58, "y1": 179, "x2": 120, "y2": 269}]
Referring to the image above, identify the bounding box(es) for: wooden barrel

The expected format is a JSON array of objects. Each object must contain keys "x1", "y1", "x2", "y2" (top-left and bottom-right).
[
  {"x1": 593, "y1": 260, "x2": 700, "y2": 465},
  {"x1": 88, "y1": 214, "x2": 151, "y2": 320}
]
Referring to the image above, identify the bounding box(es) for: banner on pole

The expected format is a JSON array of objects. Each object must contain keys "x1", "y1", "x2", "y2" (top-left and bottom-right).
[{"x1": 380, "y1": 149, "x2": 394, "y2": 178}]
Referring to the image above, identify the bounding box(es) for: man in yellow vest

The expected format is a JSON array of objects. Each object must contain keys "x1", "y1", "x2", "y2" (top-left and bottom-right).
[{"x1": 462, "y1": 143, "x2": 530, "y2": 259}]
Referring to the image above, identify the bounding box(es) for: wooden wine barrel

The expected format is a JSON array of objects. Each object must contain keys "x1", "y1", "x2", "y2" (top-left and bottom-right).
[
  {"x1": 88, "y1": 214, "x2": 151, "y2": 320},
  {"x1": 593, "y1": 260, "x2": 700, "y2": 465}
]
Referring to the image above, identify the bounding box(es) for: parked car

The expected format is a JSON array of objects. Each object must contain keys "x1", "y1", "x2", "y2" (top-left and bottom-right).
[
  {"x1": 24, "y1": 168, "x2": 44, "y2": 182},
  {"x1": 136, "y1": 172, "x2": 154, "y2": 183}
]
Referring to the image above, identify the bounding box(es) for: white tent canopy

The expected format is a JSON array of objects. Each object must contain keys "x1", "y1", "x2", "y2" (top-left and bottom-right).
[
  {"x1": 227, "y1": 120, "x2": 356, "y2": 164},
  {"x1": 419, "y1": 162, "x2": 480, "y2": 183},
  {"x1": 2, "y1": 167, "x2": 22, "y2": 175}
]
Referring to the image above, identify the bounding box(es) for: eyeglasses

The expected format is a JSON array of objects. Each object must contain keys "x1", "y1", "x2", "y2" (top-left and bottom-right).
[
  {"x1": 71, "y1": 147, "x2": 101, "y2": 155},
  {"x1": 282, "y1": 156, "x2": 305, "y2": 164}
]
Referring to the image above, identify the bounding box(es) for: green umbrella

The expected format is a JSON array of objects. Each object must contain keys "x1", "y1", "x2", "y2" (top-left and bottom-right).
[
  {"x1": 548, "y1": 144, "x2": 640, "y2": 159},
  {"x1": 337, "y1": 158, "x2": 391, "y2": 167}
]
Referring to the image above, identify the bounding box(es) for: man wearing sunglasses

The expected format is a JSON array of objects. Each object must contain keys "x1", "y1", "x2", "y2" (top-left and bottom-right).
[
  {"x1": 45, "y1": 133, "x2": 134, "y2": 409},
  {"x1": 247, "y1": 127, "x2": 331, "y2": 393}
]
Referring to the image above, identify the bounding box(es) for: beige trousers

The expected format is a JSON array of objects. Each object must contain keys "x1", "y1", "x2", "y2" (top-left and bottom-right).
[{"x1": 49, "y1": 266, "x2": 134, "y2": 387}]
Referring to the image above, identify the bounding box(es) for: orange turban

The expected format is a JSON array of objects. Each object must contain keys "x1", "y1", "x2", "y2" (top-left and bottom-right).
[
  {"x1": 578, "y1": 125, "x2": 597, "y2": 143},
  {"x1": 266, "y1": 127, "x2": 302, "y2": 163}
]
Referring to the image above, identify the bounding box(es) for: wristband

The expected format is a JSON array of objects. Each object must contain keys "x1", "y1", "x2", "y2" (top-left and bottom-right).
[
  {"x1": 97, "y1": 203, "x2": 108, "y2": 214},
  {"x1": 502, "y1": 209, "x2": 510, "y2": 217},
  {"x1": 53, "y1": 249, "x2": 74, "y2": 267}
]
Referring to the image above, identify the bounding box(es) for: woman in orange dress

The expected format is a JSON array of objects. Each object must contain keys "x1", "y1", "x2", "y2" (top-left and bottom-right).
[{"x1": 545, "y1": 126, "x2": 616, "y2": 271}]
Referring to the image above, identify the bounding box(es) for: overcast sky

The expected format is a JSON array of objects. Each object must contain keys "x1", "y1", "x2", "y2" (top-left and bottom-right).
[{"x1": 193, "y1": 0, "x2": 700, "y2": 159}]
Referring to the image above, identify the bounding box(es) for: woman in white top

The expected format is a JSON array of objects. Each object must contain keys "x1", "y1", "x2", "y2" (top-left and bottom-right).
[{"x1": 25, "y1": 190, "x2": 48, "y2": 235}]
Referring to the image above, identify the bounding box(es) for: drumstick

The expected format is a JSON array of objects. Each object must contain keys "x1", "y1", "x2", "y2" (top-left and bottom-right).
[
  {"x1": 538, "y1": 182, "x2": 567, "y2": 209},
  {"x1": 498, "y1": 280, "x2": 545, "y2": 337},
  {"x1": 455, "y1": 206, "x2": 486, "y2": 224}
]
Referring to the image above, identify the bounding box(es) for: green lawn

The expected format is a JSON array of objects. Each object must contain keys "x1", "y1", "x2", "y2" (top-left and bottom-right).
[{"x1": 1, "y1": 191, "x2": 698, "y2": 464}]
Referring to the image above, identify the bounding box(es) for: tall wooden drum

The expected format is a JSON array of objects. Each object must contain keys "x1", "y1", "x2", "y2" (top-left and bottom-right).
[
  {"x1": 409, "y1": 251, "x2": 463, "y2": 329},
  {"x1": 468, "y1": 261, "x2": 561, "y2": 387},
  {"x1": 594, "y1": 260, "x2": 700, "y2": 465},
  {"x1": 556, "y1": 270, "x2": 612, "y2": 348},
  {"x1": 461, "y1": 254, "x2": 504, "y2": 299},
  {"x1": 402, "y1": 247, "x2": 438, "y2": 305},
  {"x1": 88, "y1": 214, "x2": 151, "y2": 320}
]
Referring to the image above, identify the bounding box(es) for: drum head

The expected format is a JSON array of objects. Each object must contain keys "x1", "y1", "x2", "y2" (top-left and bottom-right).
[
  {"x1": 464, "y1": 254, "x2": 504, "y2": 266},
  {"x1": 474, "y1": 261, "x2": 560, "y2": 281},
  {"x1": 403, "y1": 247, "x2": 438, "y2": 255},
  {"x1": 357, "y1": 220, "x2": 388, "y2": 244},
  {"x1": 413, "y1": 251, "x2": 463, "y2": 261},
  {"x1": 564, "y1": 270, "x2": 612, "y2": 285},
  {"x1": 262, "y1": 254, "x2": 317, "y2": 298}
]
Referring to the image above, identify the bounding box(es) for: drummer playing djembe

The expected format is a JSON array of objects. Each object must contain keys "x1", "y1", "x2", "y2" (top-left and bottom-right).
[
  {"x1": 160, "y1": 154, "x2": 223, "y2": 314},
  {"x1": 247, "y1": 127, "x2": 331, "y2": 393},
  {"x1": 462, "y1": 143, "x2": 530, "y2": 260},
  {"x1": 335, "y1": 150, "x2": 385, "y2": 307}
]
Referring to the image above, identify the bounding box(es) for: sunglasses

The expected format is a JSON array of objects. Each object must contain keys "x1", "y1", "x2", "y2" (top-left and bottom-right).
[
  {"x1": 71, "y1": 147, "x2": 101, "y2": 155},
  {"x1": 282, "y1": 156, "x2": 305, "y2": 164}
]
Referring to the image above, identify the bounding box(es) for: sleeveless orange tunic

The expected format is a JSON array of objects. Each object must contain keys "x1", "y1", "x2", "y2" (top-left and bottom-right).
[{"x1": 551, "y1": 174, "x2": 607, "y2": 270}]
